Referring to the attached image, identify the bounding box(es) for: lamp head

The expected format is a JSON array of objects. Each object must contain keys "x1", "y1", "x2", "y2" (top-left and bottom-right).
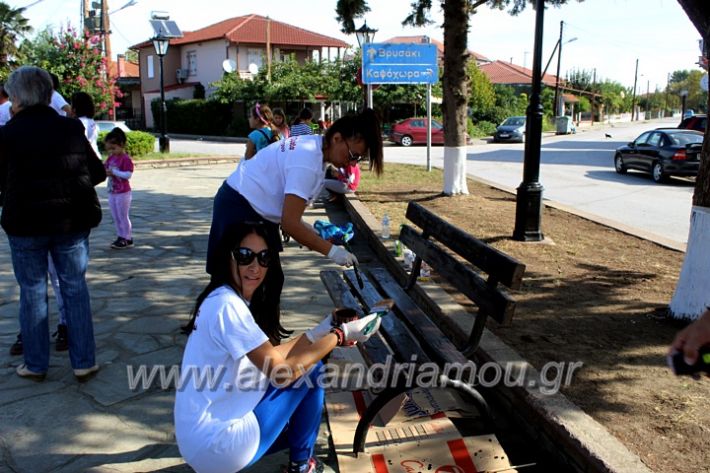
[{"x1": 354, "y1": 21, "x2": 377, "y2": 47}]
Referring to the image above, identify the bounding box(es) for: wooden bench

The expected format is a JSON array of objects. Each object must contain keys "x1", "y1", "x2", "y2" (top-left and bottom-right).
[{"x1": 320, "y1": 201, "x2": 526, "y2": 455}]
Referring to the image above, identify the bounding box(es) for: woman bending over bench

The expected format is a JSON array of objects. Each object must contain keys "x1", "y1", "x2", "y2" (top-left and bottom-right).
[
  {"x1": 176, "y1": 223, "x2": 382, "y2": 473},
  {"x1": 205, "y1": 108, "x2": 384, "y2": 336}
]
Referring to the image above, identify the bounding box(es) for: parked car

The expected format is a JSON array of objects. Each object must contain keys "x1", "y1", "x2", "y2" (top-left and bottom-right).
[
  {"x1": 493, "y1": 116, "x2": 526, "y2": 143},
  {"x1": 96, "y1": 120, "x2": 133, "y2": 134},
  {"x1": 613, "y1": 128, "x2": 703, "y2": 183},
  {"x1": 389, "y1": 117, "x2": 444, "y2": 146},
  {"x1": 678, "y1": 114, "x2": 707, "y2": 132},
  {"x1": 683, "y1": 109, "x2": 695, "y2": 119}
]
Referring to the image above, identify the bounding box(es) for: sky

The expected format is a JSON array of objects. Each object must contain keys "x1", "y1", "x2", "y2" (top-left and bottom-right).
[{"x1": 8, "y1": 0, "x2": 705, "y2": 93}]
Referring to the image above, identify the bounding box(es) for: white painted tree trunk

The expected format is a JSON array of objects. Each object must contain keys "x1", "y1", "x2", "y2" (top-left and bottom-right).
[
  {"x1": 669, "y1": 205, "x2": 710, "y2": 320},
  {"x1": 442, "y1": 146, "x2": 469, "y2": 195}
]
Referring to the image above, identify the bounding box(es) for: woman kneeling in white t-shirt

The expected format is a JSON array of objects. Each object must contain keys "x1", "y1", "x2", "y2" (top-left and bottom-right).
[{"x1": 175, "y1": 223, "x2": 382, "y2": 473}]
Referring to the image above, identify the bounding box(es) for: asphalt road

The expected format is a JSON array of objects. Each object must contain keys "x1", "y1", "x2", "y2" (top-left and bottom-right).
[
  {"x1": 167, "y1": 116, "x2": 693, "y2": 248},
  {"x1": 380, "y1": 117, "x2": 693, "y2": 247}
]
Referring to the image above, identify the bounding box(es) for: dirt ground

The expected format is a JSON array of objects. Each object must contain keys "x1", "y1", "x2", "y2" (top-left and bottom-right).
[{"x1": 357, "y1": 164, "x2": 710, "y2": 473}]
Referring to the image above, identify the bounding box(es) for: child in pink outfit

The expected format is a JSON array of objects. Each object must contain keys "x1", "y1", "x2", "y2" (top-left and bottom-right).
[{"x1": 104, "y1": 128, "x2": 134, "y2": 249}]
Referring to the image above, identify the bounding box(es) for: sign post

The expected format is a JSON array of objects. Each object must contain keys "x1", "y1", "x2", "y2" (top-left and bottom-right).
[{"x1": 363, "y1": 42, "x2": 439, "y2": 170}]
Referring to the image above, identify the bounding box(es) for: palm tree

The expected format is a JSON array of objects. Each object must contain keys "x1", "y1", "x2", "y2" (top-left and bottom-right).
[{"x1": 0, "y1": 2, "x2": 32, "y2": 71}]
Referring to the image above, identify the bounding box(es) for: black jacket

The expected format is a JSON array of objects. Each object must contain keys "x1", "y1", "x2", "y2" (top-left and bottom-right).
[{"x1": 0, "y1": 105, "x2": 106, "y2": 236}]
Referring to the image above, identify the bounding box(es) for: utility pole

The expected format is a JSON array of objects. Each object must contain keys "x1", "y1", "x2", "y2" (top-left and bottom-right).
[
  {"x1": 645, "y1": 79, "x2": 650, "y2": 119},
  {"x1": 592, "y1": 68, "x2": 596, "y2": 125},
  {"x1": 266, "y1": 16, "x2": 272, "y2": 83},
  {"x1": 102, "y1": 0, "x2": 111, "y2": 64},
  {"x1": 631, "y1": 58, "x2": 638, "y2": 121},
  {"x1": 553, "y1": 20, "x2": 563, "y2": 117},
  {"x1": 82, "y1": 0, "x2": 89, "y2": 33}
]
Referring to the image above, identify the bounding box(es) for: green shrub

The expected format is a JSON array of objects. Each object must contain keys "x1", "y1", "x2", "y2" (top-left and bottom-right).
[
  {"x1": 98, "y1": 130, "x2": 155, "y2": 157},
  {"x1": 151, "y1": 98, "x2": 233, "y2": 136},
  {"x1": 467, "y1": 118, "x2": 498, "y2": 138}
]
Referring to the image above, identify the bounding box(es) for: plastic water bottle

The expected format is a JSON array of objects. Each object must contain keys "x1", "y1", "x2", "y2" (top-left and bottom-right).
[{"x1": 381, "y1": 213, "x2": 391, "y2": 239}]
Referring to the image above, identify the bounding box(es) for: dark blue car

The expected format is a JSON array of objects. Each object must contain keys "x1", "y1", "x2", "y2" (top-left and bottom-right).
[{"x1": 493, "y1": 116, "x2": 526, "y2": 143}]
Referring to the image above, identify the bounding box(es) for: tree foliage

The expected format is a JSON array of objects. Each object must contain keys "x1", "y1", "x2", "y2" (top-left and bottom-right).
[
  {"x1": 0, "y1": 2, "x2": 32, "y2": 79},
  {"x1": 211, "y1": 55, "x2": 363, "y2": 106},
  {"x1": 20, "y1": 26, "x2": 120, "y2": 118}
]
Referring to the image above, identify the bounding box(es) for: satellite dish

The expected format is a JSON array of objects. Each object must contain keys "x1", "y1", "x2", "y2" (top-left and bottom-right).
[
  {"x1": 248, "y1": 63, "x2": 259, "y2": 75},
  {"x1": 222, "y1": 59, "x2": 236, "y2": 73}
]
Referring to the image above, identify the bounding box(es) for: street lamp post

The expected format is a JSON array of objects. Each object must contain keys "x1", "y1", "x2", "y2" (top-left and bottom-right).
[
  {"x1": 552, "y1": 21, "x2": 577, "y2": 117},
  {"x1": 152, "y1": 34, "x2": 170, "y2": 153},
  {"x1": 513, "y1": 0, "x2": 545, "y2": 242},
  {"x1": 355, "y1": 21, "x2": 377, "y2": 109}
]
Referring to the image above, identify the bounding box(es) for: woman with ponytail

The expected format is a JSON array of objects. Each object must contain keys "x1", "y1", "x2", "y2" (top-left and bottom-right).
[
  {"x1": 244, "y1": 102, "x2": 281, "y2": 159},
  {"x1": 206, "y1": 108, "x2": 384, "y2": 327}
]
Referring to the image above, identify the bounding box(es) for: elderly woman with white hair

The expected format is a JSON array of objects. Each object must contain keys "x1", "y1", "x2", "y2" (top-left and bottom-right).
[{"x1": 0, "y1": 66, "x2": 106, "y2": 381}]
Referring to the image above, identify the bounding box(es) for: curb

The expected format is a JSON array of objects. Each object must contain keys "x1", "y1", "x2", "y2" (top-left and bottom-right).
[
  {"x1": 341, "y1": 192, "x2": 654, "y2": 473},
  {"x1": 134, "y1": 156, "x2": 240, "y2": 169}
]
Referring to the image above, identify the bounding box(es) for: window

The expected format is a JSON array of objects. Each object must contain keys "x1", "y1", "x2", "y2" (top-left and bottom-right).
[
  {"x1": 246, "y1": 48, "x2": 263, "y2": 72},
  {"x1": 147, "y1": 55, "x2": 154, "y2": 79},
  {"x1": 187, "y1": 51, "x2": 197, "y2": 76},
  {"x1": 647, "y1": 133, "x2": 662, "y2": 148},
  {"x1": 634, "y1": 132, "x2": 650, "y2": 146}
]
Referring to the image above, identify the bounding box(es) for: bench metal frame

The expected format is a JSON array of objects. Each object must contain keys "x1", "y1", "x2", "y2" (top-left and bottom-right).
[{"x1": 321, "y1": 201, "x2": 526, "y2": 455}]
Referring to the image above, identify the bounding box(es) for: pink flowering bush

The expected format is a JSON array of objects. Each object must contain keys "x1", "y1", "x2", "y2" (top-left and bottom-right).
[{"x1": 41, "y1": 26, "x2": 121, "y2": 118}]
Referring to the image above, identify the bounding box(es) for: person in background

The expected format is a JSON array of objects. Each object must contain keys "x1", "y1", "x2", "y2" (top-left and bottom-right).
[
  {"x1": 104, "y1": 128, "x2": 135, "y2": 249},
  {"x1": 206, "y1": 109, "x2": 384, "y2": 340},
  {"x1": 0, "y1": 85, "x2": 11, "y2": 126},
  {"x1": 49, "y1": 72, "x2": 72, "y2": 116},
  {"x1": 244, "y1": 103, "x2": 280, "y2": 160},
  {"x1": 669, "y1": 308, "x2": 710, "y2": 367},
  {"x1": 176, "y1": 222, "x2": 381, "y2": 473},
  {"x1": 289, "y1": 108, "x2": 314, "y2": 137},
  {"x1": 0, "y1": 66, "x2": 105, "y2": 381},
  {"x1": 272, "y1": 107, "x2": 290, "y2": 140},
  {"x1": 323, "y1": 161, "x2": 360, "y2": 203},
  {"x1": 72, "y1": 92, "x2": 99, "y2": 156}
]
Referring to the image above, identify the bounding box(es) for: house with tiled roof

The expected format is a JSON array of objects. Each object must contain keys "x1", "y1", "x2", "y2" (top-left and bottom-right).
[
  {"x1": 132, "y1": 14, "x2": 349, "y2": 128},
  {"x1": 479, "y1": 60, "x2": 559, "y2": 88},
  {"x1": 109, "y1": 54, "x2": 141, "y2": 127}
]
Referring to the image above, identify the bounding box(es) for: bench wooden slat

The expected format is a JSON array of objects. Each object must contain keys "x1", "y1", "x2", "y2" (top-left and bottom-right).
[
  {"x1": 343, "y1": 270, "x2": 433, "y2": 365},
  {"x1": 405, "y1": 201, "x2": 526, "y2": 289},
  {"x1": 400, "y1": 225, "x2": 517, "y2": 324},
  {"x1": 319, "y1": 270, "x2": 392, "y2": 365},
  {"x1": 368, "y1": 268, "x2": 472, "y2": 366}
]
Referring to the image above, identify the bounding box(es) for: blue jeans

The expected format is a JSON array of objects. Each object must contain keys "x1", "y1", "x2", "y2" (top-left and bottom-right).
[{"x1": 7, "y1": 231, "x2": 96, "y2": 372}]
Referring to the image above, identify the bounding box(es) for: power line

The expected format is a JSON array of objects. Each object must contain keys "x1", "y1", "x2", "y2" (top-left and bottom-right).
[{"x1": 20, "y1": 0, "x2": 47, "y2": 8}]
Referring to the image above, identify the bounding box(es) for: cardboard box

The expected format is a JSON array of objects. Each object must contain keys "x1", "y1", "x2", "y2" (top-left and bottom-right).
[{"x1": 326, "y1": 389, "x2": 516, "y2": 473}]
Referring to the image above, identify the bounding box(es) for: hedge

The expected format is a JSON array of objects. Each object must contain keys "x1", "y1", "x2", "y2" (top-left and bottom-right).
[
  {"x1": 151, "y1": 98, "x2": 238, "y2": 136},
  {"x1": 98, "y1": 130, "x2": 156, "y2": 157}
]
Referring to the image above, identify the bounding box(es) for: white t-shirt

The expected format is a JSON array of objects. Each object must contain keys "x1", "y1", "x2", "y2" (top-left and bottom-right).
[
  {"x1": 0, "y1": 101, "x2": 11, "y2": 126},
  {"x1": 174, "y1": 286, "x2": 269, "y2": 473},
  {"x1": 50, "y1": 90, "x2": 69, "y2": 116},
  {"x1": 226, "y1": 135, "x2": 326, "y2": 223},
  {"x1": 79, "y1": 116, "x2": 100, "y2": 156}
]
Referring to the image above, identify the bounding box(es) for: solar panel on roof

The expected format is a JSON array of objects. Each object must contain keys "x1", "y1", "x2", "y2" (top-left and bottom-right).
[{"x1": 150, "y1": 19, "x2": 183, "y2": 38}]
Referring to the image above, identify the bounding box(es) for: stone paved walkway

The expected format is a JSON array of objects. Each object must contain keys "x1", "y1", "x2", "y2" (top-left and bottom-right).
[{"x1": 0, "y1": 162, "x2": 344, "y2": 472}]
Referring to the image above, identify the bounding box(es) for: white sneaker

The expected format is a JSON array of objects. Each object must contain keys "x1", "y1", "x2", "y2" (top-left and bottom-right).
[
  {"x1": 74, "y1": 364, "x2": 99, "y2": 381},
  {"x1": 16, "y1": 363, "x2": 46, "y2": 381}
]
